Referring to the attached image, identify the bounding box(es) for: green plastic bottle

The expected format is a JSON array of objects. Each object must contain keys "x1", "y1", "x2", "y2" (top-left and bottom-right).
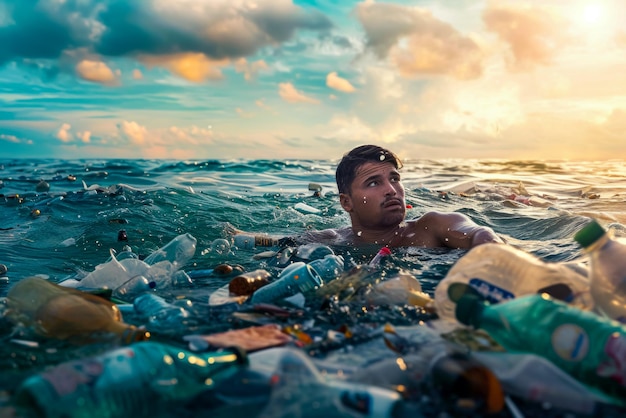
[
  {"x1": 14, "y1": 341, "x2": 247, "y2": 418},
  {"x1": 456, "y1": 293, "x2": 626, "y2": 401},
  {"x1": 574, "y1": 219, "x2": 626, "y2": 322}
]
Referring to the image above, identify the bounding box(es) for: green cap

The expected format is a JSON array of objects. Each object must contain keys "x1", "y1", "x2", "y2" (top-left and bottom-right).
[
  {"x1": 573, "y1": 220, "x2": 606, "y2": 248},
  {"x1": 447, "y1": 282, "x2": 482, "y2": 302},
  {"x1": 455, "y1": 294, "x2": 486, "y2": 328}
]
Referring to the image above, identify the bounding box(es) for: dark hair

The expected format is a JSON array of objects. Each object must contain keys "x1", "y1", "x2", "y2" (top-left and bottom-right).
[{"x1": 335, "y1": 145, "x2": 403, "y2": 194}]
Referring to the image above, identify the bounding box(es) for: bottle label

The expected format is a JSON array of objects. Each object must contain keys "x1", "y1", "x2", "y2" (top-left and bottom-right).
[
  {"x1": 41, "y1": 358, "x2": 105, "y2": 397},
  {"x1": 551, "y1": 324, "x2": 589, "y2": 361},
  {"x1": 468, "y1": 278, "x2": 515, "y2": 304}
]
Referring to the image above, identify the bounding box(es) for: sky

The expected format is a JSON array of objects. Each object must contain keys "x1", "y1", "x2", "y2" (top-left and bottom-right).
[{"x1": 1, "y1": 0, "x2": 625, "y2": 161}]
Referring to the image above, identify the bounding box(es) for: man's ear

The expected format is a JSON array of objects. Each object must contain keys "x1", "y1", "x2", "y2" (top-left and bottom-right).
[{"x1": 339, "y1": 193, "x2": 353, "y2": 212}]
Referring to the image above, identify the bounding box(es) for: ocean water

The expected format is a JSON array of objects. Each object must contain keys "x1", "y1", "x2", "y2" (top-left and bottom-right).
[{"x1": 1, "y1": 158, "x2": 626, "y2": 417}]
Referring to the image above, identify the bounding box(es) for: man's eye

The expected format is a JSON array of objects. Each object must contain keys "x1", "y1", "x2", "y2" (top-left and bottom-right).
[
  {"x1": 391, "y1": 177, "x2": 400, "y2": 183},
  {"x1": 367, "y1": 181, "x2": 378, "y2": 187}
]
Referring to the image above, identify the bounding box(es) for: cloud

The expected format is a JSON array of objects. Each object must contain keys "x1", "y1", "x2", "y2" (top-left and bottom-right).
[
  {"x1": 117, "y1": 120, "x2": 148, "y2": 145},
  {"x1": 56, "y1": 123, "x2": 72, "y2": 142},
  {"x1": 0, "y1": 133, "x2": 29, "y2": 144},
  {"x1": 483, "y1": 2, "x2": 571, "y2": 70},
  {"x1": 140, "y1": 53, "x2": 228, "y2": 82},
  {"x1": 132, "y1": 69, "x2": 143, "y2": 79},
  {"x1": 234, "y1": 58, "x2": 269, "y2": 81},
  {"x1": 355, "y1": 2, "x2": 483, "y2": 80},
  {"x1": 77, "y1": 131, "x2": 92, "y2": 143},
  {"x1": 278, "y1": 82, "x2": 320, "y2": 104},
  {"x1": 326, "y1": 72, "x2": 355, "y2": 93},
  {"x1": 75, "y1": 59, "x2": 118, "y2": 85},
  {"x1": 0, "y1": 0, "x2": 332, "y2": 82}
]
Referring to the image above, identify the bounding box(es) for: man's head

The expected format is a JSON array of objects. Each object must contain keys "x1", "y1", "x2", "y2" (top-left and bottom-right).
[
  {"x1": 336, "y1": 145, "x2": 406, "y2": 232},
  {"x1": 335, "y1": 145, "x2": 403, "y2": 195}
]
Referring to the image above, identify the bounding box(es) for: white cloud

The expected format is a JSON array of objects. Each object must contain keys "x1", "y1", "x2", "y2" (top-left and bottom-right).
[{"x1": 75, "y1": 60, "x2": 118, "y2": 85}]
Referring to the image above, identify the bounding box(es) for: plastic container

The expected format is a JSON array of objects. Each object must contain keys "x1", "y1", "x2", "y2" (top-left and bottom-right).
[
  {"x1": 14, "y1": 342, "x2": 247, "y2": 418},
  {"x1": 6, "y1": 277, "x2": 149, "y2": 344},
  {"x1": 228, "y1": 269, "x2": 272, "y2": 296},
  {"x1": 111, "y1": 275, "x2": 156, "y2": 301},
  {"x1": 472, "y1": 351, "x2": 616, "y2": 415},
  {"x1": 133, "y1": 293, "x2": 190, "y2": 331},
  {"x1": 245, "y1": 347, "x2": 402, "y2": 418},
  {"x1": 233, "y1": 234, "x2": 278, "y2": 250},
  {"x1": 249, "y1": 262, "x2": 322, "y2": 304},
  {"x1": 574, "y1": 219, "x2": 626, "y2": 322},
  {"x1": 308, "y1": 254, "x2": 344, "y2": 282},
  {"x1": 142, "y1": 233, "x2": 197, "y2": 268},
  {"x1": 456, "y1": 293, "x2": 626, "y2": 401},
  {"x1": 434, "y1": 243, "x2": 593, "y2": 321}
]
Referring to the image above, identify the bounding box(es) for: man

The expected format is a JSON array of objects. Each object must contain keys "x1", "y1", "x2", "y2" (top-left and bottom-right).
[{"x1": 237, "y1": 144, "x2": 503, "y2": 249}]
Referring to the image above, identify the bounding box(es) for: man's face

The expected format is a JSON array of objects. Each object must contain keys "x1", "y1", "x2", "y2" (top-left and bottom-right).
[{"x1": 340, "y1": 161, "x2": 406, "y2": 229}]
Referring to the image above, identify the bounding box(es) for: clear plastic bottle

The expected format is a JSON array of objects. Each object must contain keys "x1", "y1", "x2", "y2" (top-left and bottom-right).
[
  {"x1": 216, "y1": 347, "x2": 402, "y2": 418},
  {"x1": 14, "y1": 341, "x2": 247, "y2": 418},
  {"x1": 574, "y1": 219, "x2": 626, "y2": 322},
  {"x1": 133, "y1": 293, "x2": 190, "y2": 331},
  {"x1": 471, "y1": 351, "x2": 616, "y2": 415},
  {"x1": 455, "y1": 293, "x2": 626, "y2": 401},
  {"x1": 6, "y1": 277, "x2": 149, "y2": 344},
  {"x1": 232, "y1": 234, "x2": 279, "y2": 250},
  {"x1": 142, "y1": 233, "x2": 197, "y2": 268},
  {"x1": 434, "y1": 243, "x2": 593, "y2": 321},
  {"x1": 249, "y1": 262, "x2": 323, "y2": 305},
  {"x1": 308, "y1": 254, "x2": 344, "y2": 282}
]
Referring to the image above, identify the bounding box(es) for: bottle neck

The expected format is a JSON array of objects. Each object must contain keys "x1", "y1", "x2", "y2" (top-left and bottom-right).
[
  {"x1": 106, "y1": 321, "x2": 151, "y2": 344},
  {"x1": 583, "y1": 232, "x2": 611, "y2": 253}
]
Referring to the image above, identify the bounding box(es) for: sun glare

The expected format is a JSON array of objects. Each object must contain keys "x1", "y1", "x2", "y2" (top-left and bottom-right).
[{"x1": 581, "y1": 3, "x2": 604, "y2": 25}]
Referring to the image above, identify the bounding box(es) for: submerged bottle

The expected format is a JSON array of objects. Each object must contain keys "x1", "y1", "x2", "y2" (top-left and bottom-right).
[
  {"x1": 456, "y1": 293, "x2": 626, "y2": 401},
  {"x1": 14, "y1": 341, "x2": 247, "y2": 418},
  {"x1": 133, "y1": 292, "x2": 190, "y2": 331},
  {"x1": 471, "y1": 351, "x2": 617, "y2": 415},
  {"x1": 245, "y1": 347, "x2": 403, "y2": 418},
  {"x1": 574, "y1": 219, "x2": 626, "y2": 322},
  {"x1": 434, "y1": 243, "x2": 593, "y2": 321},
  {"x1": 6, "y1": 277, "x2": 149, "y2": 344}
]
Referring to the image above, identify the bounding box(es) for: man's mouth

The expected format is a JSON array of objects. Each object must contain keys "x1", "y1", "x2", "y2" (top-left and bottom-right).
[{"x1": 383, "y1": 198, "x2": 404, "y2": 209}]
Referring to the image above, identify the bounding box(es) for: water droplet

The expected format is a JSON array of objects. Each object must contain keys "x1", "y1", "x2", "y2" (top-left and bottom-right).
[
  {"x1": 444, "y1": 238, "x2": 449, "y2": 242},
  {"x1": 379, "y1": 154, "x2": 385, "y2": 161},
  {"x1": 357, "y1": 231, "x2": 362, "y2": 237}
]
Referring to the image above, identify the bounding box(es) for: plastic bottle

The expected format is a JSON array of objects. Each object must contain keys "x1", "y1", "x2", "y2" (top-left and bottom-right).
[
  {"x1": 14, "y1": 341, "x2": 247, "y2": 418},
  {"x1": 455, "y1": 293, "x2": 626, "y2": 400},
  {"x1": 132, "y1": 293, "x2": 190, "y2": 331},
  {"x1": 228, "y1": 269, "x2": 272, "y2": 296},
  {"x1": 471, "y1": 351, "x2": 617, "y2": 415},
  {"x1": 369, "y1": 247, "x2": 392, "y2": 267},
  {"x1": 308, "y1": 254, "x2": 344, "y2": 282},
  {"x1": 434, "y1": 243, "x2": 593, "y2": 321},
  {"x1": 142, "y1": 233, "x2": 197, "y2": 268},
  {"x1": 346, "y1": 329, "x2": 504, "y2": 415},
  {"x1": 243, "y1": 347, "x2": 403, "y2": 418},
  {"x1": 249, "y1": 262, "x2": 323, "y2": 305},
  {"x1": 233, "y1": 234, "x2": 279, "y2": 250},
  {"x1": 111, "y1": 275, "x2": 156, "y2": 301},
  {"x1": 5, "y1": 277, "x2": 149, "y2": 344},
  {"x1": 574, "y1": 219, "x2": 626, "y2": 322}
]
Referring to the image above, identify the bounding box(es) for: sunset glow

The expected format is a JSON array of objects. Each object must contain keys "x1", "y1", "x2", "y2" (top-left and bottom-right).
[{"x1": 1, "y1": 0, "x2": 625, "y2": 161}]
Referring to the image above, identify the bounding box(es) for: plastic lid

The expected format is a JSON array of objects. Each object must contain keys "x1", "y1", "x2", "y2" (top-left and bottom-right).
[
  {"x1": 447, "y1": 282, "x2": 481, "y2": 303},
  {"x1": 573, "y1": 220, "x2": 606, "y2": 248},
  {"x1": 455, "y1": 294, "x2": 486, "y2": 328}
]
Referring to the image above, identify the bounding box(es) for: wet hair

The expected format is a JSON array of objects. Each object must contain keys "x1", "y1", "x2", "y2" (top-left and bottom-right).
[{"x1": 335, "y1": 145, "x2": 403, "y2": 194}]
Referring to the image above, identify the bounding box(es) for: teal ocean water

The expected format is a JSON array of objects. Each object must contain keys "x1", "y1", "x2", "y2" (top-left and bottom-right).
[{"x1": 1, "y1": 158, "x2": 626, "y2": 417}]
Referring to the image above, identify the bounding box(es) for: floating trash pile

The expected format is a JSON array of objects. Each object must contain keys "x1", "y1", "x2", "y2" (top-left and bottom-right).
[{"x1": 1, "y1": 217, "x2": 626, "y2": 418}]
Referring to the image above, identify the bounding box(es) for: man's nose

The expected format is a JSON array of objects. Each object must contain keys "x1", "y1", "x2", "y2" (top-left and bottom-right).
[{"x1": 384, "y1": 181, "x2": 397, "y2": 195}]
